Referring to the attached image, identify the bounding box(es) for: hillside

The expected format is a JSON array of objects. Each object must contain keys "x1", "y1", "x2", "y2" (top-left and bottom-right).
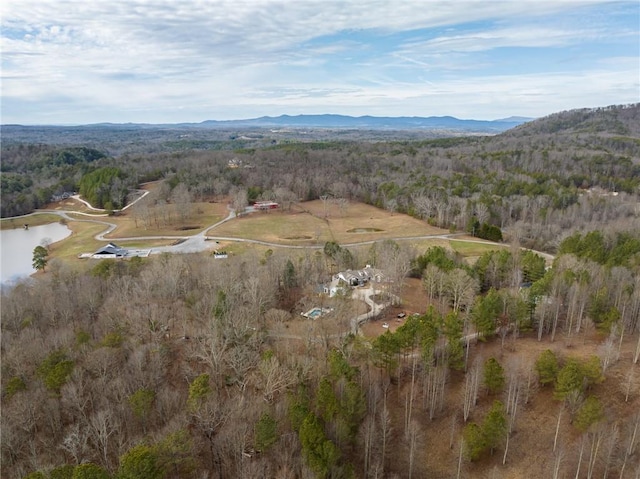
[
  {"x1": 504, "y1": 103, "x2": 640, "y2": 137},
  {"x1": 1, "y1": 229, "x2": 639, "y2": 478}
]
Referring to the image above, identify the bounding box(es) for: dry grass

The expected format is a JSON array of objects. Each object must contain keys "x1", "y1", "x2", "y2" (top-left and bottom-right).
[
  {"x1": 213, "y1": 208, "x2": 327, "y2": 244},
  {"x1": 212, "y1": 200, "x2": 449, "y2": 245},
  {"x1": 102, "y1": 201, "x2": 227, "y2": 239},
  {"x1": 0, "y1": 213, "x2": 66, "y2": 230},
  {"x1": 48, "y1": 222, "x2": 106, "y2": 261}
]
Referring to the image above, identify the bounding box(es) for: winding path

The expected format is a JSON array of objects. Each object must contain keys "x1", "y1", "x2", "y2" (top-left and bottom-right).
[{"x1": 12, "y1": 205, "x2": 554, "y2": 264}]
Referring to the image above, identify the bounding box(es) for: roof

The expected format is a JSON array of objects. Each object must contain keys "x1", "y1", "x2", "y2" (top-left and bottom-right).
[{"x1": 94, "y1": 242, "x2": 127, "y2": 256}]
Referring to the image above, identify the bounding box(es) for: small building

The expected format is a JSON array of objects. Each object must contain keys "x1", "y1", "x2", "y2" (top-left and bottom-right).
[
  {"x1": 254, "y1": 201, "x2": 279, "y2": 211},
  {"x1": 92, "y1": 243, "x2": 128, "y2": 259}
]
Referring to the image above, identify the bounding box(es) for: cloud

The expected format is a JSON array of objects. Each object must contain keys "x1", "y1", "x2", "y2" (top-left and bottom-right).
[{"x1": 1, "y1": 0, "x2": 637, "y2": 123}]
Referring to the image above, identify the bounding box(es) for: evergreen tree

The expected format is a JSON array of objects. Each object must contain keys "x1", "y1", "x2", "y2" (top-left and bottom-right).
[
  {"x1": 554, "y1": 358, "x2": 584, "y2": 400},
  {"x1": 472, "y1": 288, "x2": 501, "y2": 339},
  {"x1": 128, "y1": 388, "x2": 155, "y2": 432},
  {"x1": 299, "y1": 413, "x2": 340, "y2": 478},
  {"x1": 187, "y1": 374, "x2": 210, "y2": 410},
  {"x1": 71, "y1": 463, "x2": 110, "y2": 479},
  {"x1": 316, "y1": 377, "x2": 339, "y2": 422},
  {"x1": 443, "y1": 312, "x2": 465, "y2": 370},
  {"x1": 483, "y1": 357, "x2": 505, "y2": 395},
  {"x1": 118, "y1": 444, "x2": 163, "y2": 479},
  {"x1": 255, "y1": 412, "x2": 278, "y2": 451},
  {"x1": 463, "y1": 422, "x2": 486, "y2": 461},
  {"x1": 483, "y1": 400, "x2": 507, "y2": 454},
  {"x1": 283, "y1": 259, "x2": 297, "y2": 289},
  {"x1": 32, "y1": 245, "x2": 48, "y2": 272},
  {"x1": 50, "y1": 464, "x2": 74, "y2": 479},
  {"x1": 37, "y1": 349, "x2": 74, "y2": 394},
  {"x1": 574, "y1": 395, "x2": 604, "y2": 432},
  {"x1": 535, "y1": 349, "x2": 559, "y2": 386}
]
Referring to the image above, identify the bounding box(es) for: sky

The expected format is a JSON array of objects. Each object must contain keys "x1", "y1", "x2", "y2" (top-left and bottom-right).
[{"x1": 1, "y1": 0, "x2": 639, "y2": 125}]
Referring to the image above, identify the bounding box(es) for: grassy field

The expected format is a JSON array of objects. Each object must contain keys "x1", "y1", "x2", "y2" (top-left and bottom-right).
[
  {"x1": 0, "y1": 213, "x2": 66, "y2": 230},
  {"x1": 214, "y1": 209, "x2": 328, "y2": 244},
  {"x1": 450, "y1": 239, "x2": 505, "y2": 256},
  {"x1": 56, "y1": 201, "x2": 227, "y2": 239},
  {"x1": 103, "y1": 203, "x2": 226, "y2": 239},
  {"x1": 212, "y1": 200, "x2": 449, "y2": 245},
  {"x1": 9, "y1": 199, "x2": 493, "y2": 269},
  {"x1": 48, "y1": 222, "x2": 107, "y2": 261}
]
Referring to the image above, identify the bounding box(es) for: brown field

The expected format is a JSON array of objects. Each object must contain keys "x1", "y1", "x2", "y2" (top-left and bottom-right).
[
  {"x1": 102, "y1": 201, "x2": 227, "y2": 239},
  {"x1": 212, "y1": 200, "x2": 449, "y2": 245}
]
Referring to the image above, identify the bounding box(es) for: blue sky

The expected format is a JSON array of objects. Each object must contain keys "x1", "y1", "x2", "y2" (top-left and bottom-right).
[{"x1": 1, "y1": 0, "x2": 638, "y2": 124}]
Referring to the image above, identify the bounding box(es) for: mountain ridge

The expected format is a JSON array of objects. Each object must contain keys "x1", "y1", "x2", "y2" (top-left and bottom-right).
[
  {"x1": 2, "y1": 114, "x2": 534, "y2": 133},
  {"x1": 189, "y1": 113, "x2": 532, "y2": 132}
]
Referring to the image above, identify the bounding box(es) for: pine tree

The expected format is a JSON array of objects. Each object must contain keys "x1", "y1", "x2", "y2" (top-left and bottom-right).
[
  {"x1": 554, "y1": 358, "x2": 584, "y2": 400},
  {"x1": 535, "y1": 349, "x2": 559, "y2": 386},
  {"x1": 483, "y1": 400, "x2": 507, "y2": 454},
  {"x1": 574, "y1": 395, "x2": 604, "y2": 432},
  {"x1": 255, "y1": 412, "x2": 278, "y2": 451},
  {"x1": 483, "y1": 357, "x2": 505, "y2": 395},
  {"x1": 32, "y1": 245, "x2": 48, "y2": 272}
]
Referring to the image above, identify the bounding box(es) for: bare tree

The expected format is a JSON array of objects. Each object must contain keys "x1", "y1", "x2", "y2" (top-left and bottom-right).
[
  {"x1": 444, "y1": 269, "x2": 479, "y2": 312},
  {"x1": 231, "y1": 188, "x2": 248, "y2": 215},
  {"x1": 407, "y1": 420, "x2": 421, "y2": 479},
  {"x1": 171, "y1": 182, "x2": 193, "y2": 223},
  {"x1": 463, "y1": 361, "x2": 481, "y2": 422}
]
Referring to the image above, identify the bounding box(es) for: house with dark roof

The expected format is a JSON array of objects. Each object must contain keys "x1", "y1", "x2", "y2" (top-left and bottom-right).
[
  {"x1": 92, "y1": 243, "x2": 128, "y2": 259},
  {"x1": 324, "y1": 264, "x2": 385, "y2": 297}
]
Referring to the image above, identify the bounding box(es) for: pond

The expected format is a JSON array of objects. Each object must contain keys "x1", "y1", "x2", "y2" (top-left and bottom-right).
[{"x1": 1, "y1": 222, "x2": 72, "y2": 286}]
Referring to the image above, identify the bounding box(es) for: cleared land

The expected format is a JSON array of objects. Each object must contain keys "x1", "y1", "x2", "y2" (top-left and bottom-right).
[{"x1": 213, "y1": 200, "x2": 449, "y2": 245}]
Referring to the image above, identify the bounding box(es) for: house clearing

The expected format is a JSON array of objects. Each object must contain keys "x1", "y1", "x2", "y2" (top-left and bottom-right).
[{"x1": 323, "y1": 264, "x2": 384, "y2": 297}]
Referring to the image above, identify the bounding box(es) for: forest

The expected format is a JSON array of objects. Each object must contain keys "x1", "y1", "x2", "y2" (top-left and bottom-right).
[{"x1": 1, "y1": 104, "x2": 639, "y2": 479}]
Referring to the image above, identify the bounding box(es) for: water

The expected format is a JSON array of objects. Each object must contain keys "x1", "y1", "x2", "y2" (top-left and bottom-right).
[{"x1": 0, "y1": 222, "x2": 72, "y2": 285}]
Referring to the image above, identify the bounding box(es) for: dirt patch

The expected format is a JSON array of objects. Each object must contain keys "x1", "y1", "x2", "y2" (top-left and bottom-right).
[
  {"x1": 175, "y1": 225, "x2": 202, "y2": 231},
  {"x1": 347, "y1": 227, "x2": 384, "y2": 233}
]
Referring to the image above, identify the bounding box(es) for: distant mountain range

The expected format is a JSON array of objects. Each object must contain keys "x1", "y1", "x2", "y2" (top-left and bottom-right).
[
  {"x1": 183, "y1": 114, "x2": 534, "y2": 132},
  {"x1": 72, "y1": 114, "x2": 533, "y2": 133}
]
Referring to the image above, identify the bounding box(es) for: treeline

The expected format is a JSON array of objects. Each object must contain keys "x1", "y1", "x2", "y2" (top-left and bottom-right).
[
  {"x1": 78, "y1": 167, "x2": 132, "y2": 210},
  {"x1": 0, "y1": 146, "x2": 109, "y2": 217}
]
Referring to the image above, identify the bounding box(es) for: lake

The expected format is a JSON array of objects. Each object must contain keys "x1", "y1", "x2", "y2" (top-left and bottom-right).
[{"x1": 0, "y1": 222, "x2": 72, "y2": 286}]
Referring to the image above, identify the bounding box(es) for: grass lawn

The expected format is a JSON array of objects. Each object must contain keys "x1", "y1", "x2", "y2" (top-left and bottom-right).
[
  {"x1": 450, "y1": 239, "x2": 505, "y2": 256},
  {"x1": 0, "y1": 213, "x2": 66, "y2": 230},
  {"x1": 48, "y1": 222, "x2": 106, "y2": 261}
]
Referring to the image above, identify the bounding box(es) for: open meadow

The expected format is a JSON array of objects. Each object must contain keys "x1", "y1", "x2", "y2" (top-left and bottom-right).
[{"x1": 213, "y1": 200, "x2": 449, "y2": 245}]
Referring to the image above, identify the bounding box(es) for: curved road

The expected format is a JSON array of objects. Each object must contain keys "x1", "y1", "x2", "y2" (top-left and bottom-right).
[{"x1": 12, "y1": 206, "x2": 555, "y2": 263}]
